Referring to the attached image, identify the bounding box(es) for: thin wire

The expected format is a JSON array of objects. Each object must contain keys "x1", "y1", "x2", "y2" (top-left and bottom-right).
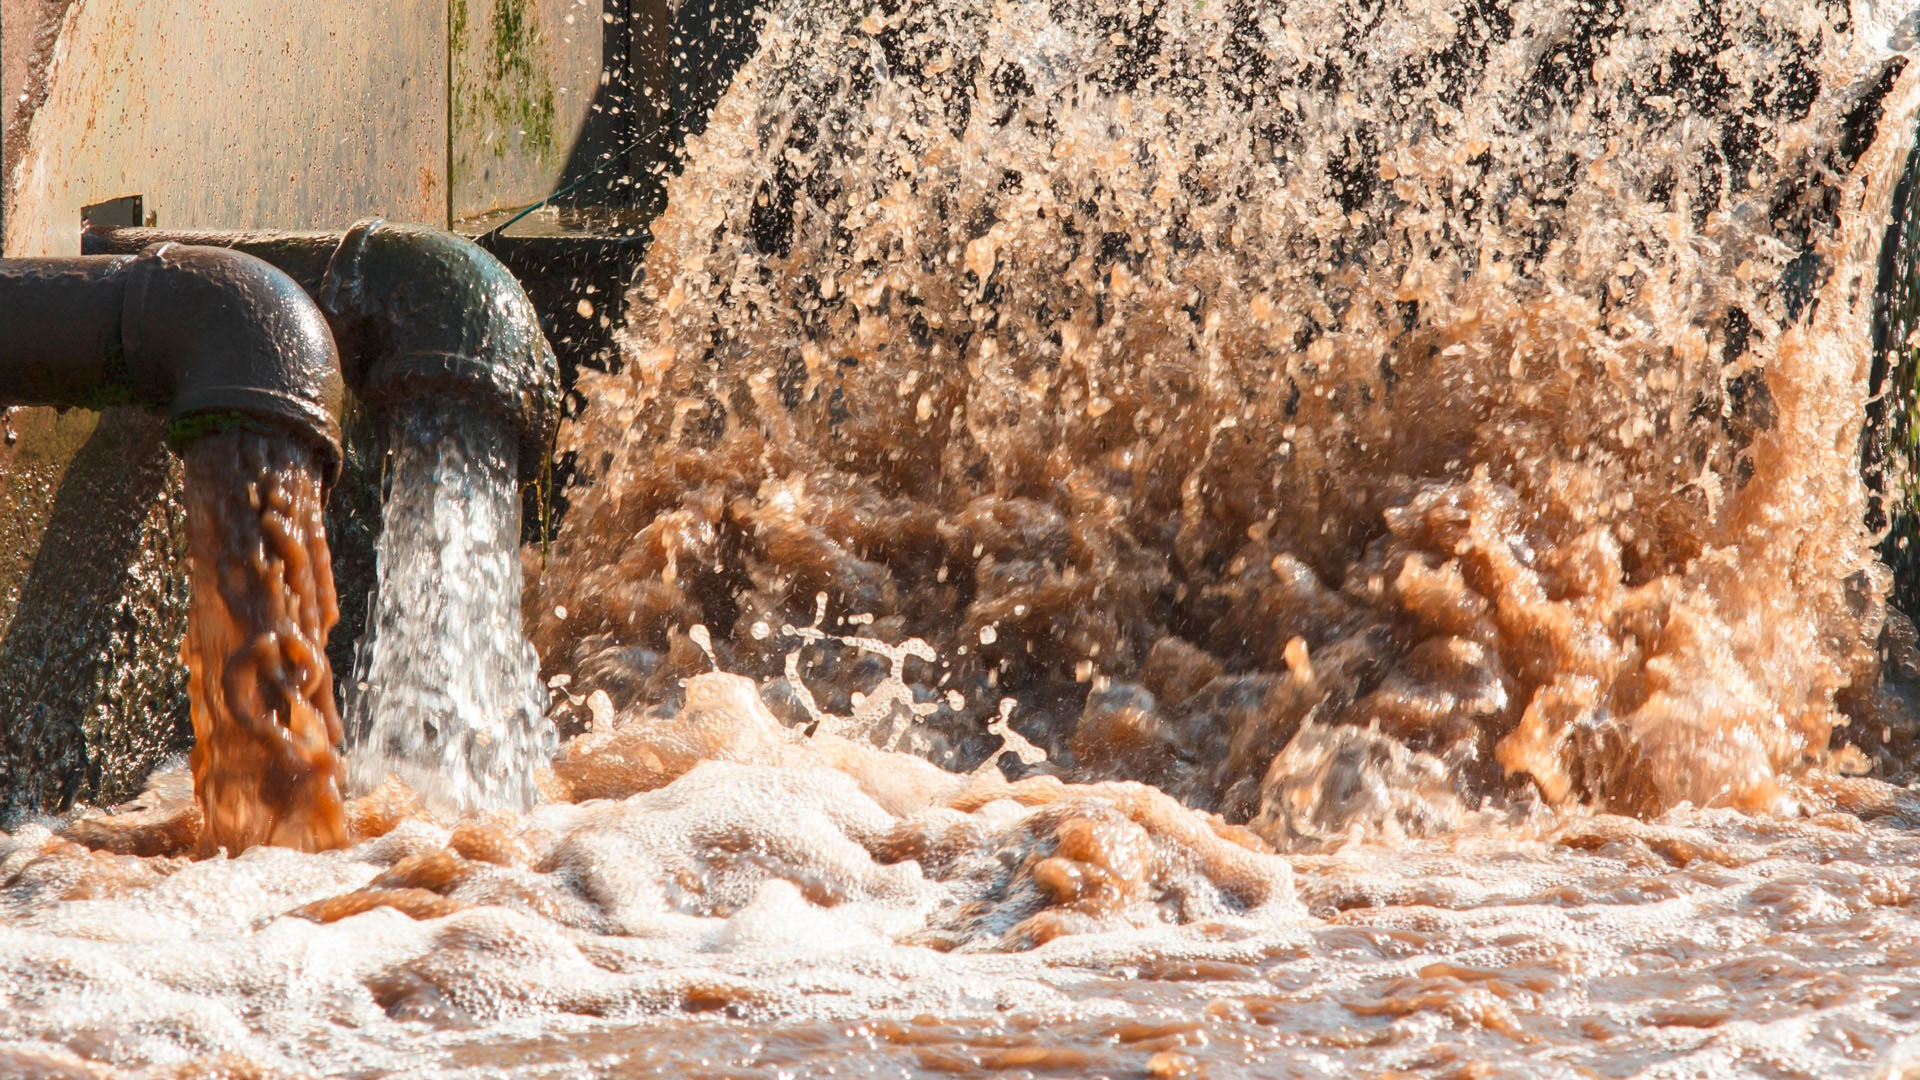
[{"x1": 480, "y1": 127, "x2": 669, "y2": 242}]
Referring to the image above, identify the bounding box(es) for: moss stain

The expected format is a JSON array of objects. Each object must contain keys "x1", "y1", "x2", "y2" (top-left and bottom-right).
[{"x1": 453, "y1": 0, "x2": 559, "y2": 170}]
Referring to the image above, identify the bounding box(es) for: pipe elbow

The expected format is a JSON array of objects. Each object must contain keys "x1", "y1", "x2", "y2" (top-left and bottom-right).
[
  {"x1": 319, "y1": 220, "x2": 560, "y2": 476},
  {"x1": 124, "y1": 244, "x2": 345, "y2": 481}
]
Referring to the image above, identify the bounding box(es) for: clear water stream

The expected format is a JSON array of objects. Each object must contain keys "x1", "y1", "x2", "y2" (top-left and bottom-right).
[{"x1": 345, "y1": 401, "x2": 555, "y2": 815}]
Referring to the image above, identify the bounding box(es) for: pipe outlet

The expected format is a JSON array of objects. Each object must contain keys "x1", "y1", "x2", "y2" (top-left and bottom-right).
[
  {"x1": 0, "y1": 245, "x2": 344, "y2": 479},
  {"x1": 127, "y1": 243, "x2": 344, "y2": 471},
  {"x1": 86, "y1": 222, "x2": 562, "y2": 481},
  {"x1": 320, "y1": 221, "x2": 559, "y2": 472}
]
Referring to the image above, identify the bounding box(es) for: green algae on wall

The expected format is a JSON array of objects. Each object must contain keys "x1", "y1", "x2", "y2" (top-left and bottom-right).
[{"x1": 453, "y1": 0, "x2": 559, "y2": 169}]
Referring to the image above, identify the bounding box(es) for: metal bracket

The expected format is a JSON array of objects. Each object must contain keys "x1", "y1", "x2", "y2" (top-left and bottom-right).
[{"x1": 80, "y1": 195, "x2": 148, "y2": 231}]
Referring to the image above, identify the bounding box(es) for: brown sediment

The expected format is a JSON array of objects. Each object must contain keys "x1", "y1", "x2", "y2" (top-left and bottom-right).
[
  {"x1": 60, "y1": 801, "x2": 201, "y2": 859},
  {"x1": 296, "y1": 885, "x2": 465, "y2": 924},
  {"x1": 180, "y1": 430, "x2": 347, "y2": 856}
]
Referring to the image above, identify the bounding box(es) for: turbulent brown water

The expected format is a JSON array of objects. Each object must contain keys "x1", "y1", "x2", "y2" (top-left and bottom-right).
[
  {"x1": 11, "y1": 0, "x2": 1920, "y2": 1076},
  {"x1": 535, "y1": 0, "x2": 1915, "y2": 824},
  {"x1": 178, "y1": 431, "x2": 348, "y2": 857}
]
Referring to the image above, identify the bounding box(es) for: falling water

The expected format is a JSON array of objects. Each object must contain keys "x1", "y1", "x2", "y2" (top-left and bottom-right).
[
  {"x1": 179, "y1": 430, "x2": 348, "y2": 856},
  {"x1": 344, "y1": 401, "x2": 555, "y2": 813}
]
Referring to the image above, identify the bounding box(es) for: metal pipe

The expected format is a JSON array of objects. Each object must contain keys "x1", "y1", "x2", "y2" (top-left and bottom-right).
[
  {"x1": 0, "y1": 244, "x2": 344, "y2": 476},
  {"x1": 0, "y1": 257, "x2": 129, "y2": 408},
  {"x1": 85, "y1": 221, "x2": 561, "y2": 479}
]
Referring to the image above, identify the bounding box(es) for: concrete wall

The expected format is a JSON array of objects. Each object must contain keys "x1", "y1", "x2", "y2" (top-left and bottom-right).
[
  {"x1": 454, "y1": 0, "x2": 595, "y2": 221},
  {"x1": 453, "y1": 0, "x2": 674, "y2": 228},
  {"x1": 0, "y1": 0, "x2": 677, "y2": 253},
  {"x1": 4, "y1": 1, "x2": 450, "y2": 257},
  {"x1": 0, "y1": 0, "x2": 78, "y2": 241}
]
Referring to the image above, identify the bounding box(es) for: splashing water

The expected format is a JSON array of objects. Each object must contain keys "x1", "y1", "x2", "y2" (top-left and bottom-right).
[
  {"x1": 15, "y1": 0, "x2": 1920, "y2": 1076},
  {"x1": 345, "y1": 401, "x2": 556, "y2": 814},
  {"x1": 534, "y1": 0, "x2": 1919, "y2": 829}
]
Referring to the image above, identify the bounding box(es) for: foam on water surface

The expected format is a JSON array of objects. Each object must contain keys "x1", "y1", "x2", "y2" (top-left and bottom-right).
[
  {"x1": 1, "y1": 677, "x2": 1307, "y2": 1077},
  {"x1": 12, "y1": 732, "x2": 1920, "y2": 1076}
]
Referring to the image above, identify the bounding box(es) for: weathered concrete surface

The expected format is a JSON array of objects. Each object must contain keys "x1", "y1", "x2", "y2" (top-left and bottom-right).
[
  {"x1": 454, "y1": 0, "x2": 676, "y2": 228},
  {"x1": 0, "y1": 407, "x2": 95, "y2": 641},
  {"x1": 1, "y1": 0, "x2": 78, "y2": 241},
  {"x1": 4, "y1": 0, "x2": 449, "y2": 257},
  {"x1": 1, "y1": 5, "x2": 71, "y2": 167},
  {"x1": 452, "y1": 0, "x2": 599, "y2": 222}
]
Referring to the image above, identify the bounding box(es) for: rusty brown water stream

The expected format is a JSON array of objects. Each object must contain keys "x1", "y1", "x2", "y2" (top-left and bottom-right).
[
  {"x1": 181, "y1": 430, "x2": 347, "y2": 856},
  {"x1": 12, "y1": 0, "x2": 1920, "y2": 1076}
]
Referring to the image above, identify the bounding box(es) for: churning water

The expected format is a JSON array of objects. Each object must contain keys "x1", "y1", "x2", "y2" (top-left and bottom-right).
[
  {"x1": 11, "y1": 0, "x2": 1920, "y2": 1075},
  {"x1": 346, "y1": 402, "x2": 556, "y2": 815},
  {"x1": 537, "y1": 0, "x2": 1920, "y2": 820}
]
